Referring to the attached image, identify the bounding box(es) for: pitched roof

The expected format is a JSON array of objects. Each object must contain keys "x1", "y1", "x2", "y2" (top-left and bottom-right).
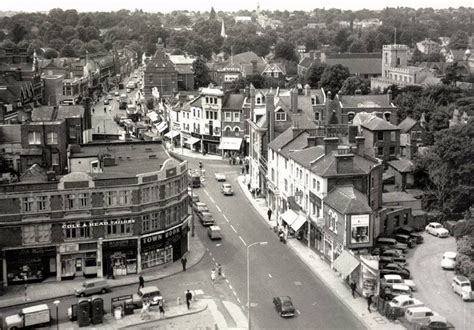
[
  {"x1": 361, "y1": 116, "x2": 399, "y2": 131},
  {"x1": 289, "y1": 146, "x2": 325, "y2": 167},
  {"x1": 338, "y1": 94, "x2": 394, "y2": 108},
  {"x1": 326, "y1": 53, "x2": 382, "y2": 75},
  {"x1": 398, "y1": 117, "x2": 418, "y2": 133},
  {"x1": 222, "y1": 94, "x2": 245, "y2": 109},
  {"x1": 32, "y1": 105, "x2": 84, "y2": 121},
  {"x1": 231, "y1": 51, "x2": 262, "y2": 64},
  {"x1": 324, "y1": 186, "x2": 372, "y2": 214},
  {"x1": 388, "y1": 159, "x2": 414, "y2": 173},
  {"x1": 298, "y1": 57, "x2": 314, "y2": 69},
  {"x1": 310, "y1": 150, "x2": 377, "y2": 177},
  {"x1": 268, "y1": 126, "x2": 294, "y2": 151},
  {"x1": 279, "y1": 131, "x2": 310, "y2": 157}
]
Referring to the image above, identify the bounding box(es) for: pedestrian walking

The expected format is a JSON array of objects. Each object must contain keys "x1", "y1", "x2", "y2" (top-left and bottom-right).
[
  {"x1": 185, "y1": 290, "x2": 192, "y2": 310},
  {"x1": 92, "y1": 108, "x2": 95, "y2": 114},
  {"x1": 140, "y1": 298, "x2": 150, "y2": 320},
  {"x1": 138, "y1": 275, "x2": 145, "y2": 290},
  {"x1": 350, "y1": 281, "x2": 356, "y2": 298},
  {"x1": 158, "y1": 299, "x2": 165, "y2": 318},
  {"x1": 241, "y1": 165, "x2": 245, "y2": 175},
  {"x1": 211, "y1": 269, "x2": 216, "y2": 283},
  {"x1": 104, "y1": 107, "x2": 107, "y2": 113},
  {"x1": 267, "y1": 208, "x2": 272, "y2": 221},
  {"x1": 367, "y1": 295, "x2": 373, "y2": 313},
  {"x1": 181, "y1": 256, "x2": 187, "y2": 272}
]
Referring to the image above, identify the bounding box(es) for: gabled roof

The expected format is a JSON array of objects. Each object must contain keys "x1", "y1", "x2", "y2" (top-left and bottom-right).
[
  {"x1": 298, "y1": 57, "x2": 314, "y2": 69},
  {"x1": 190, "y1": 95, "x2": 202, "y2": 107},
  {"x1": 361, "y1": 116, "x2": 399, "y2": 131},
  {"x1": 398, "y1": 117, "x2": 418, "y2": 133},
  {"x1": 279, "y1": 131, "x2": 310, "y2": 158},
  {"x1": 289, "y1": 146, "x2": 325, "y2": 168},
  {"x1": 222, "y1": 94, "x2": 244, "y2": 109},
  {"x1": 310, "y1": 150, "x2": 377, "y2": 177},
  {"x1": 263, "y1": 63, "x2": 286, "y2": 75},
  {"x1": 388, "y1": 159, "x2": 414, "y2": 173},
  {"x1": 268, "y1": 126, "x2": 294, "y2": 151},
  {"x1": 325, "y1": 186, "x2": 372, "y2": 214},
  {"x1": 326, "y1": 53, "x2": 382, "y2": 75}
]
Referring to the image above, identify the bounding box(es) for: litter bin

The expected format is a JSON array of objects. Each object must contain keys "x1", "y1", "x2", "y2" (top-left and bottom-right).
[
  {"x1": 91, "y1": 297, "x2": 104, "y2": 325},
  {"x1": 124, "y1": 300, "x2": 135, "y2": 315},
  {"x1": 77, "y1": 298, "x2": 91, "y2": 327}
]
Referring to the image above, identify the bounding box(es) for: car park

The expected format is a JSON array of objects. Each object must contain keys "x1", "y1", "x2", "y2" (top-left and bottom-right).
[
  {"x1": 131, "y1": 286, "x2": 162, "y2": 308},
  {"x1": 405, "y1": 306, "x2": 437, "y2": 325},
  {"x1": 221, "y1": 183, "x2": 233, "y2": 196},
  {"x1": 441, "y1": 252, "x2": 457, "y2": 270},
  {"x1": 379, "y1": 256, "x2": 408, "y2": 268},
  {"x1": 380, "y1": 263, "x2": 411, "y2": 279},
  {"x1": 208, "y1": 225, "x2": 222, "y2": 240},
  {"x1": 393, "y1": 234, "x2": 415, "y2": 248},
  {"x1": 74, "y1": 279, "x2": 109, "y2": 297},
  {"x1": 273, "y1": 296, "x2": 296, "y2": 317},
  {"x1": 198, "y1": 212, "x2": 215, "y2": 226},
  {"x1": 376, "y1": 237, "x2": 408, "y2": 253},
  {"x1": 395, "y1": 226, "x2": 424, "y2": 244},
  {"x1": 389, "y1": 295, "x2": 424, "y2": 310},
  {"x1": 381, "y1": 274, "x2": 416, "y2": 291},
  {"x1": 425, "y1": 222, "x2": 449, "y2": 238},
  {"x1": 214, "y1": 172, "x2": 226, "y2": 181},
  {"x1": 380, "y1": 284, "x2": 412, "y2": 301},
  {"x1": 452, "y1": 275, "x2": 473, "y2": 301}
]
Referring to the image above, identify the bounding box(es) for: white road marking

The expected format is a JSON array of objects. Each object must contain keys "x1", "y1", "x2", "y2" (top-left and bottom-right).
[
  {"x1": 296, "y1": 310, "x2": 301, "y2": 315},
  {"x1": 268, "y1": 273, "x2": 272, "y2": 278},
  {"x1": 229, "y1": 285, "x2": 233, "y2": 290},
  {"x1": 225, "y1": 279, "x2": 230, "y2": 284},
  {"x1": 223, "y1": 215, "x2": 230, "y2": 222},
  {"x1": 233, "y1": 291, "x2": 237, "y2": 296},
  {"x1": 209, "y1": 196, "x2": 215, "y2": 203},
  {"x1": 216, "y1": 243, "x2": 221, "y2": 247},
  {"x1": 239, "y1": 236, "x2": 247, "y2": 246},
  {"x1": 216, "y1": 205, "x2": 222, "y2": 212},
  {"x1": 230, "y1": 225, "x2": 237, "y2": 233},
  {"x1": 237, "y1": 298, "x2": 241, "y2": 303}
]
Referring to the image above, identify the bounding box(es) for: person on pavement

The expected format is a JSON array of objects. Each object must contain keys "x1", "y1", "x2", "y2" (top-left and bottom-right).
[
  {"x1": 267, "y1": 208, "x2": 272, "y2": 221},
  {"x1": 138, "y1": 275, "x2": 145, "y2": 290},
  {"x1": 211, "y1": 269, "x2": 216, "y2": 283},
  {"x1": 181, "y1": 256, "x2": 187, "y2": 271},
  {"x1": 350, "y1": 281, "x2": 357, "y2": 298},
  {"x1": 185, "y1": 290, "x2": 192, "y2": 310},
  {"x1": 367, "y1": 295, "x2": 373, "y2": 313}
]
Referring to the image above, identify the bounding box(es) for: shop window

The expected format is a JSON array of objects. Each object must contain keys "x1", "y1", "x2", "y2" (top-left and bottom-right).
[
  {"x1": 22, "y1": 224, "x2": 51, "y2": 244},
  {"x1": 350, "y1": 215, "x2": 369, "y2": 244},
  {"x1": 141, "y1": 245, "x2": 173, "y2": 269}
]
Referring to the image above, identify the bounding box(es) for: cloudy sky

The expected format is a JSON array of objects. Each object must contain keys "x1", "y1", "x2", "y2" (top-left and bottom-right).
[{"x1": 2, "y1": 0, "x2": 473, "y2": 13}]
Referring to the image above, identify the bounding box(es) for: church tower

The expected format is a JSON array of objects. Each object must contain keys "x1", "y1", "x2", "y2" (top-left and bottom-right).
[
  {"x1": 382, "y1": 44, "x2": 408, "y2": 78},
  {"x1": 220, "y1": 19, "x2": 227, "y2": 38}
]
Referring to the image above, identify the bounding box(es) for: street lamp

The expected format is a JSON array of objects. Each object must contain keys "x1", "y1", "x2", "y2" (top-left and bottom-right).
[
  {"x1": 247, "y1": 241, "x2": 268, "y2": 330},
  {"x1": 53, "y1": 300, "x2": 60, "y2": 330}
]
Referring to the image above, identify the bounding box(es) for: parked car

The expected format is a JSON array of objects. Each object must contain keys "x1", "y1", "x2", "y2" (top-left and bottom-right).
[
  {"x1": 74, "y1": 279, "x2": 109, "y2": 297},
  {"x1": 380, "y1": 263, "x2": 411, "y2": 279},
  {"x1": 389, "y1": 295, "x2": 424, "y2": 310},
  {"x1": 395, "y1": 226, "x2": 424, "y2": 244},
  {"x1": 273, "y1": 296, "x2": 296, "y2": 317},
  {"x1": 376, "y1": 237, "x2": 408, "y2": 253},
  {"x1": 114, "y1": 91, "x2": 119, "y2": 96},
  {"x1": 132, "y1": 286, "x2": 162, "y2": 308},
  {"x1": 104, "y1": 99, "x2": 109, "y2": 105},
  {"x1": 452, "y1": 275, "x2": 474, "y2": 301},
  {"x1": 423, "y1": 315, "x2": 454, "y2": 329},
  {"x1": 380, "y1": 249, "x2": 404, "y2": 258},
  {"x1": 189, "y1": 192, "x2": 199, "y2": 205},
  {"x1": 108, "y1": 94, "x2": 114, "y2": 101},
  {"x1": 198, "y1": 212, "x2": 215, "y2": 226},
  {"x1": 393, "y1": 234, "x2": 415, "y2": 248},
  {"x1": 193, "y1": 202, "x2": 209, "y2": 215},
  {"x1": 214, "y1": 173, "x2": 226, "y2": 181},
  {"x1": 405, "y1": 306, "x2": 437, "y2": 325},
  {"x1": 379, "y1": 256, "x2": 407, "y2": 268},
  {"x1": 380, "y1": 284, "x2": 412, "y2": 301},
  {"x1": 381, "y1": 274, "x2": 416, "y2": 291},
  {"x1": 221, "y1": 183, "x2": 234, "y2": 196},
  {"x1": 441, "y1": 252, "x2": 457, "y2": 270},
  {"x1": 425, "y1": 222, "x2": 449, "y2": 238}
]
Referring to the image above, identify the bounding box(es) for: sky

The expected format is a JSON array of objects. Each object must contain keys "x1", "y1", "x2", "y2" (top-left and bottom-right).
[{"x1": 1, "y1": 0, "x2": 473, "y2": 13}]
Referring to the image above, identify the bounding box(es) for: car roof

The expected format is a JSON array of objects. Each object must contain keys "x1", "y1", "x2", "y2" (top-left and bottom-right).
[
  {"x1": 384, "y1": 274, "x2": 402, "y2": 280},
  {"x1": 223, "y1": 183, "x2": 232, "y2": 186},
  {"x1": 407, "y1": 306, "x2": 432, "y2": 312},
  {"x1": 209, "y1": 225, "x2": 221, "y2": 230},
  {"x1": 429, "y1": 222, "x2": 442, "y2": 226},
  {"x1": 454, "y1": 275, "x2": 470, "y2": 282},
  {"x1": 392, "y1": 284, "x2": 410, "y2": 290},
  {"x1": 443, "y1": 251, "x2": 457, "y2": 257},
  {"x1": 395, "y1": 234, "x2": 410, "y2": 238},
  {"x1": 201, "y1": 212, "x2": 213, "y2": 216},
  {"x1": 392, "y1": 295, "x2": 412, "y2": 302},
  {"x1": 276, "y1": 296, "x2": 292, "y2": 302},
  {"x1": 141, "y1": 286, "x2": 160, "y2": 294},
  {"x1": 196, "y1": 202, "x2": 207, "y2": 206}
]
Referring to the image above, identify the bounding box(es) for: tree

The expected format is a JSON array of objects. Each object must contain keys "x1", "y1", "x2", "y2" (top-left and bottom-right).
[
  {"x1": 320, "y1": 64, "x2": 351, "y2": 95},
  {"x1": 43, "y1": 48, "x2": 59, "y2": 59},
  {"x1": 348, "y1": 39, "x2": 367, "y2": 53},
  {"x1": 209, "y1": 7, "x2": 216, "y2": 20},
  {"x1": 340, "y1": 76, "x2": 370, "y2": 95},
  {"x1": 442, "y1": 62, "x2": 463, "y2": 86},
  {"x1": 305, "y1": 63, "x2": 327, "y2": 88},
  {"x1": 193, "y1": 57, "x2": 211, "y2": 88},
  {"x1": 49, "y1": 39, "x2": 65, "y2": 52},
  {"x1": 449, "y1": 31, "x2": 469, "y2": 50},
  {"x1": 274, "y1": 41, "x2": 298, "y2": 62},
  {"x1": 9, "y1": 23, "x2": 27, "y2": 43},
  {"x1": 61, "y1": 44, "x2": 76, "y2": 57}
]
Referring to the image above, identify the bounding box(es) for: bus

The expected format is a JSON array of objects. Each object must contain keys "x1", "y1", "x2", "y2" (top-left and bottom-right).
[{"x1": 119, "y1": 94, "x2": 128, "y2": 110}]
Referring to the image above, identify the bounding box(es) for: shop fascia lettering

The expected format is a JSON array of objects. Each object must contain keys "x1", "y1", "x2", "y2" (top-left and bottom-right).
[
  {"x1": 142, "y1": 227, "x2": 181, "y2": 244},
  {"x1": 62, "y1": 219, "x2": 135, "y2": 229}
]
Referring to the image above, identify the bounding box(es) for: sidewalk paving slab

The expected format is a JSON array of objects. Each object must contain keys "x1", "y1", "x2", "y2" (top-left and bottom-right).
[
  {"x1": 0, "y1": 236, "x2": 205, "y2": 309},
  {"x1": 236, "y1": 175, "x2": 405, "y2": 330}
]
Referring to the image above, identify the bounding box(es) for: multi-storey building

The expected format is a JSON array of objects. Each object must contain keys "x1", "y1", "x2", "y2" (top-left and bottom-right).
[
  {"x1": 360, "y1": 116, "x2": 400, "y2": 165},
  {"x1": 0, "y1": 141, "x2": 189, "y2": 286}
]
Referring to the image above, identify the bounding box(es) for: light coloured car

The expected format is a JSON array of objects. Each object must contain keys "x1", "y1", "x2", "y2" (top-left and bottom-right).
[
  {"x1": 194, "y1": 202, "x2": 209, "y2": 215},
  {"x1": 214, "y1": 172, "x2": 226, "y2": 181},
  {"x1": 452, "y1": 275, "x2": 473, "y2": 301},
  {"x1": 389, "y1": 295, "x2": 424, "y2": 310},
  {"x1": 425, "y1": 222, "x2": 449, "y2": 237},
  {"x1": 441, "y1": 251, "x2": 457, "y2": 270},
  {"x1": 221, "y1": 183, "x2": 233, "y2": 196},
  {"x1": 381, "y1": 274, "x2": 416, "y2": 291}
]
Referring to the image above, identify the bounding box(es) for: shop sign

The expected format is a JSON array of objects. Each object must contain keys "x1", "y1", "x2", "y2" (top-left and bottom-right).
[
  {"x1": 59, "y1": 243, "x2": 79, "y2": 253},
  {"x1": 62, "y1": 219, "x2": 135, "y2": 229},
  {"x1": 142, "y1": 227, "x2": 181, "y2": 246},
  {"x1": 350, "y1": 214, "x2": 370, "y2": 244}
]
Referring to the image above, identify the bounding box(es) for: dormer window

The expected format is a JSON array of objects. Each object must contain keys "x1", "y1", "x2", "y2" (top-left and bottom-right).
[
  {"x1": 275, "y1": 110, "x2": 286, "y2": 121},
  {"x1": 256, "y1": 96, "x2": 262, "y2": 104}
]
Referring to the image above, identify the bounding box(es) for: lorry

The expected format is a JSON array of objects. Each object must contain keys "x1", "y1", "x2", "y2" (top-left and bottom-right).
[
  {"x1": 189, "y1": 171, "x2": 201, "y2": 188},
  {"x1": 5, "y1": 304, "x2": 51, "y2": 329}
]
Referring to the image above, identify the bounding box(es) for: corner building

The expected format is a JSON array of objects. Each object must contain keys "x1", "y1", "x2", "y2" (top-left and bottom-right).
[{"x1": 0, "y1": 141, "x2": 189, "y2": 286}]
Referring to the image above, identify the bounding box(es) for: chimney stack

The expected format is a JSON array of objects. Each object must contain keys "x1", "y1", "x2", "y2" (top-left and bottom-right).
[
  {"x1": 335, "y1": 145, "x2": 354, "y2": 174},
  {"x1": 355, "y1": 136, "x2": 366, "y2": 157},
  {"x1": 290, "y1": 88, "x2": 298, "y2": 112},
  {"x1": 250, "y1": 84, "x2": 256, "y2": 121},
  {"x1": 323, "y1": 137, "x2": 339, "y2": 155},
  {"x1": 266, "y1": 89, "x2": 275, "y2": 143},
  {"x1": 304, "y1": 84, "x2": 311, "y2": 96},
  {"x1": 251, "y1": 60, "x2": 258, "y2": 75}
]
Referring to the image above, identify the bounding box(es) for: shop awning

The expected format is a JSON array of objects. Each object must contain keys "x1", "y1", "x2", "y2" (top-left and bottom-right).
[
  {"x1": 290, "y1": 215, "x2": 307, "y2": 231},
  {"x1": 164, "y1": 131, "x2": 180, "y2": 139},
  {"x1": 280, "y1": 209, "x2": 298, "y2": 226},
  {"x1": 333, "y1": 250, "x2": 360, "y2": 278},
  {"x1": 186, "y1": 137, "x2": 201, "y2": 145},
  {"x1": 156, "y1": 121, "x2": 168, "y2": 133},
  {"x1": 218, "y1": 137, "x2": 243, "y2": 150}
]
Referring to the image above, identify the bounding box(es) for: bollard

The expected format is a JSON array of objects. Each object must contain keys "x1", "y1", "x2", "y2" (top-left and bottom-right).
[{"x1": 176, "y1": 297, "x2": 181, "y2": 305}]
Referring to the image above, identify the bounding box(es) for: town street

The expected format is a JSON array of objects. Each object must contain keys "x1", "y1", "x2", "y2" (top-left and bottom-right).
[
  {"x1": 187, "y1": 156, "x2": 365, "y2": 329},
  {"x1": 407, "y1": 233, "x2": 474, "y2": 330}
]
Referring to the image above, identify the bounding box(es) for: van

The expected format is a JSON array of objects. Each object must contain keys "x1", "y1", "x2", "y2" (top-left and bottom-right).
[
  {"x1": 376, "y1": 237, "x2": 408, "y2": 253},
  {"x1": 74, "y1": 279, "x2": 110, "y2": 297},
  {"x1": 208, "y1": 225, "x2": 222, "y2": 240},
  {"x1": 405, "y1": 306, "x2": 436, "y2": 324},
  {"x1": 452, "y1": 275, "x2": 473, "y2": 301}
]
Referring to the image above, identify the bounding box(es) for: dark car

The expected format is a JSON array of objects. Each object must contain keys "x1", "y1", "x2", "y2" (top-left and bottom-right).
[
  {"x1": 395, "y1": 226, "x2": 424, "y2": 244},
  {"x1": 393, "y1": 234, "x2": 415, "y2": 248},
  {"x1": 379, "y1": 256, "x2": 408, "y2": 268},
  {"x1": 380, "y1": 263, "x2": 411, "y2": 279},
  {"x1": 273, "y1": 296, "x2": 296, "y2": 317}
]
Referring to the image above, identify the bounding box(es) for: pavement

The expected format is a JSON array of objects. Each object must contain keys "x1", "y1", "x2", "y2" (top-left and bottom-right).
[{"x1": 0, "y1": 235, "x2": 205, "y2": 309}]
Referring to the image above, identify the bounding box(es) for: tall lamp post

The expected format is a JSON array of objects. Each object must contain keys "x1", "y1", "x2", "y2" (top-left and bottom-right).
[
  {"x1": 53, "y1": 300, "x2": 60, "y2": 330},
  {"x1": 247, "y1": 241, "x2": 268, "y2": 330}
]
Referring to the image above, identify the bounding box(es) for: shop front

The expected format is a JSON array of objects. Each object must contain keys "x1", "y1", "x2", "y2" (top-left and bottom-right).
[
  {"x1": 202, "y1": 135, "x2": 220, "y2": 155},
  {"x1": 102, "y1": 239, "x2": 138, "y2": 278},
  {"x1": 4, "y1": 246, "x2": 56, "y2": 284},
  {"x1": 59, "y1": 242, "x2": 98, "y2": 279},
  {"x1": 140, "y1": 223, "x2": 188, "y2": 270},
  {"x1": 323, "y1": 232, "x2": 343, "y2": 264}
]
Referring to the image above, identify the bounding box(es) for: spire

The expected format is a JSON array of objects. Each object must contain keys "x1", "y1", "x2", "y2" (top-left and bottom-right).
[{"x1": 220, "y1": 18, "x2": 227, "y2": 38}]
